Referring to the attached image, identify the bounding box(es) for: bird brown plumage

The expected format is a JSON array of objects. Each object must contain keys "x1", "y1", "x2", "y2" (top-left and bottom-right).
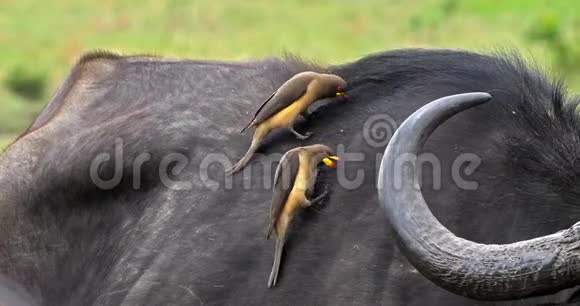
[
  {"x1": 265, "y1": 144, "x2": 339, "y2": 288},
  {"x1": 226, "y1": 71, "x2": 347, "y2": 175}
]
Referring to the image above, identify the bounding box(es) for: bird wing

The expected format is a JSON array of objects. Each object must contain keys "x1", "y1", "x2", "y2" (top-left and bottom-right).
[
  {"x1": 243, "y1": 74, "x2": 312, "y2": 130},
  {"x1": 269, "y1": 149, "x2": 300, "y2": 229},
  {"x1": 241, "y1": 90, "x2": 277, "y2": 132}
]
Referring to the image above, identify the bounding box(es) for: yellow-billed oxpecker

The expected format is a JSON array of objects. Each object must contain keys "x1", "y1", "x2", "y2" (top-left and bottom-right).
[
  {"x1": 265, "y1": 144, "x2": 340, "y2": 288},
  {"x1": 226, "y1": 71, "x2": 346, "y2": 175}
]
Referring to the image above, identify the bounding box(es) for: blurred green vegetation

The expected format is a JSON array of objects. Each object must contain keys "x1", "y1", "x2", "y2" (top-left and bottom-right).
[
  {"x1": 1, "y1": 0, "x2": 579, "y2": 148},
  {"x1": 0, "y1": 134, "x2": 15, "y2": 152}
]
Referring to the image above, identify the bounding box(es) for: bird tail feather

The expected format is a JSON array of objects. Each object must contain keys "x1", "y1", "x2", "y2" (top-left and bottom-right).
[
  {"x1": 226, "y1": 141, "x2": 259, "y2": 175},
  {"x1": 227, "y1": 127, "x2": 266, "y2": 175},
  {"x1": 267, "y1": 238, "x2": 284, "y2": 288}
]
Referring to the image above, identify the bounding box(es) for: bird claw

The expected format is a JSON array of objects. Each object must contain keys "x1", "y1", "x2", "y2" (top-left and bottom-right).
[
  {"x1": 291, "y1": 130, "x2": 313, "y2": 140},
  {"x1": 310, "y1": 188, "x2": 329, "y2": 206},
  {"x1": 299, "y1": 132, "x2": 313, "y2": 140}
]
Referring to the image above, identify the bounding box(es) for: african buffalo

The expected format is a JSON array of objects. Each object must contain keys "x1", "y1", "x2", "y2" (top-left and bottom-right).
[{"x1": 1, "y1": 48, "x2": 580, "y2": 305}]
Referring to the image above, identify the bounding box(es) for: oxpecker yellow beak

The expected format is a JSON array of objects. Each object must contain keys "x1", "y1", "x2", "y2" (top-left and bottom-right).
[
  {"x1": 336, "y1": 92, "x2": 344, "y2": 97},
  {"x1": 322, "y1": 155, "x2": 340, "y2": 168}
]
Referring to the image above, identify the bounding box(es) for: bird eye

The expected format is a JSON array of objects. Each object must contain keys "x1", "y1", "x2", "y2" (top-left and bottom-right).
[{"x1": 337, "y1": 86, "x2": 343, "y2": 91}]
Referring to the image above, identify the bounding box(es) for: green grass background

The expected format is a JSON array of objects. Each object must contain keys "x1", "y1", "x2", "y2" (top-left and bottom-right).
[{"x1": 1, "y1": 0, "x2": 579, "y2": 149}]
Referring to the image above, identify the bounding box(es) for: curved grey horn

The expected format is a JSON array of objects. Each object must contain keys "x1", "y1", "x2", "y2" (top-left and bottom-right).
[{"x1": 378, "y1": 92, "x2": 580, "y2": 300}]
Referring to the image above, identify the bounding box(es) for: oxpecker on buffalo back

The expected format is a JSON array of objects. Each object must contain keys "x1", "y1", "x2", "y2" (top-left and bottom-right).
[
  {"x1": 265, "y1": 144, "x2": 339, "y2": 288},
  {"x1": 226, "y1": 71, "x2": 346, "y2": 175}
]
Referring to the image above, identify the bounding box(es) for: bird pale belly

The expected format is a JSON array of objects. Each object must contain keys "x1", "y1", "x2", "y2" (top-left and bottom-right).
[
  {"x1": 292, "y1": 153, "x2": 316, "y2": 194},
  {"x1": 262, "y1": 95, "x2": 310, "y2": 130},
  {"x1": 275, "y1": 192, "x2": 304, "y2": 238}
]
